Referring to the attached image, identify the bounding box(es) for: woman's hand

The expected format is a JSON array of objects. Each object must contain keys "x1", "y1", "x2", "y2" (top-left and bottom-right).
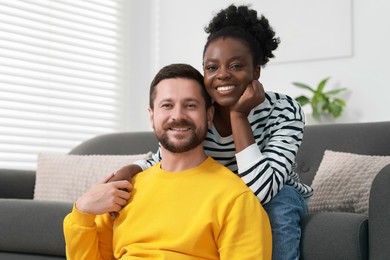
[
  {"x1": 229, "y1": 80, "x2": 264, "y2": 152},
  {"x1": 108, "y1": 164, "x2": 143, "y2": 188},
  {"x1": 230, "y1": 80, "x2": 265, "y2": 117},
  {"x1": 75, "y1": 173, "x2": 132, "y2": 215}
]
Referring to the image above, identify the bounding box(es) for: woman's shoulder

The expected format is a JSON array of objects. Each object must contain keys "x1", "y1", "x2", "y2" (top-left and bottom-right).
[
  {"x1": 264, "y1": 91, "x2": 299, "y2": 107},
  {"x1": 252, "y1": 91, "x2": 304, "y2": 122}
]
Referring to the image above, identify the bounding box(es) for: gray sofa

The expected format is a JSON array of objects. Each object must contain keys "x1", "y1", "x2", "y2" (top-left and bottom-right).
[{"x1": 1, "y1": 122, "x2": 390, "y2": 260}]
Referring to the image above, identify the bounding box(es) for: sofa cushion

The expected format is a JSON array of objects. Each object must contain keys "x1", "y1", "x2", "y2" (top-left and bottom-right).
[
  {"x1": 34, "y1": 153, "x2": 152, "y2": 202},
  {"x1": 0, "y1": 199, "x2": 72, "y2": 257},
  {"x1": 308, "y1": 150, "x2": 390, "y2": 214}
]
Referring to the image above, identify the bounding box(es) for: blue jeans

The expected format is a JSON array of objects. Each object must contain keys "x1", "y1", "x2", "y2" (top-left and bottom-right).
[{"x1": 263, "y1": 185, "x2": 308, "y2": 260}]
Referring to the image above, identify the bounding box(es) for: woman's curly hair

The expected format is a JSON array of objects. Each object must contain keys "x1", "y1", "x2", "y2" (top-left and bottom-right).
[{"x1": 203, "y1": 4, "x2": 280, "y2": 67}]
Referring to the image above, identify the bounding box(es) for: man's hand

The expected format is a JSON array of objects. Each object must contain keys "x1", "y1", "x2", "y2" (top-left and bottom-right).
[
  {"x1": 75, "y1": 174, "x2": 132, "y2": 215},
  {"x1": 107, "y1": 164, "x2": 143, "y2": 219},
  {"x1": 230, "y1": 80, "x2": 265, "y2": 117}
]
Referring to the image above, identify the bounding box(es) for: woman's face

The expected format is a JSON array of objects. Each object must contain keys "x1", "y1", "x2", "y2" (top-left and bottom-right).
[{"x1": 203, "y1": 38, "x2": 260, "y2": 107}]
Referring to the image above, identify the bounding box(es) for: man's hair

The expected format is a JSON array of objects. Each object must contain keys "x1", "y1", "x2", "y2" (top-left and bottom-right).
[{"x1": 149, "y1": 63, "x2": 212, "y2": 109}]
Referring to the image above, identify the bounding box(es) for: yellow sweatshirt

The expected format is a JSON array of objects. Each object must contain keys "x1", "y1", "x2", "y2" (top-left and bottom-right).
[{"x1": 64, "y1": 157, "x2": 271, "y2": 259}]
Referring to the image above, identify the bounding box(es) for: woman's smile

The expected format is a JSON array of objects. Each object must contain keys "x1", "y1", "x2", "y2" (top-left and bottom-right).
[{"x1": 216, "y1": 85, "x2": 237, "y2": 94}]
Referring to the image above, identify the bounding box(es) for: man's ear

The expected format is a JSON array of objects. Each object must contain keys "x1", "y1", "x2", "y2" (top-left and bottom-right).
[
  {"x1": 206, "y1": 105, "x2": 214, "y2": 128},
  {"x1": 254, "y1": 65, "x2": 261, "y2": 80},
  {"x1": 148, "y1": 107, "x2": 154, "y2": 129}
]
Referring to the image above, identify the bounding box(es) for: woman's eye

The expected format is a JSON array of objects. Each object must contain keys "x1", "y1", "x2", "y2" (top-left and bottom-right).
[
  {"x1": 230, "y1": 63, "x2": 243, "y2": 69},
  {"x1": 205, "y1": 65, "x2": 217, "y2": 71}
]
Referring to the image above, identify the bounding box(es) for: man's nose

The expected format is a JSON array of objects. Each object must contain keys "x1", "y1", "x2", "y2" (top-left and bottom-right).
[{"x1": 171, "y1": 105, "x2": 184, "y2": 120}]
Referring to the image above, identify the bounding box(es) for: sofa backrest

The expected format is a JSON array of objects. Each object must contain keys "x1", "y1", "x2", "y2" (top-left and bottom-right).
[
  {"x1": 295, "y1": 121, "x2": 390, "y2": 186},
  {"x1": 69, "y1": 132, "x2": 158, "y2": 155},
  {"x1": 69, "y1": 121, "x2": 390, "y2": 188}
]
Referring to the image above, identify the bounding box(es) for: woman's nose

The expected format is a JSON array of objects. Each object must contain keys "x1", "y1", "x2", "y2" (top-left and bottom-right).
[{"x1": 217, "y1": 67, "x2": 231, "y2": 80}]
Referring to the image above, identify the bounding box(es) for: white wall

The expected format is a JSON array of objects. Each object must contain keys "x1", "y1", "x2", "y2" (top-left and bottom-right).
[{"x1": 127, "y1": 0, "x2": 390, "y2": 131}]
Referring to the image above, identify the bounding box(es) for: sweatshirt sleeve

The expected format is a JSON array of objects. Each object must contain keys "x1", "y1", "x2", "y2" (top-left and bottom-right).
[
  {"x1": 63, "y1": 204, "x2": 114, "y2": 260},
  {"x1": 218, "y1": 191, "x2": 272, "y2": 260}
]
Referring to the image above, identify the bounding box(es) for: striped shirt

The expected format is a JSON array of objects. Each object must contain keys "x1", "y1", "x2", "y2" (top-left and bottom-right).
[{"x1": 136, "y1": 91, "x2": 313, "y2": 204}]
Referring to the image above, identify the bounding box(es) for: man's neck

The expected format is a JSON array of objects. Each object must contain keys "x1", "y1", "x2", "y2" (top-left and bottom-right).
[{"x1": 160, "y1": 146, "x2": 207, "y2": 172}]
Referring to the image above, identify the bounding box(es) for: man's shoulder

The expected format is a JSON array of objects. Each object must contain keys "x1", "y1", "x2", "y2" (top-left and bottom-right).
[{"x1": 206, "y1": 158, "x2": 249, "y2": 187}]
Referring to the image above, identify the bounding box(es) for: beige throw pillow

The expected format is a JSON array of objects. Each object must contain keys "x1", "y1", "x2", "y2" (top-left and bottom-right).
[
  {"x1": 308, "y1": 150, "x2": 390, "y2": 215},
  {"x1": 34, "y1": 153, "x2": 152, "y2": 202}
]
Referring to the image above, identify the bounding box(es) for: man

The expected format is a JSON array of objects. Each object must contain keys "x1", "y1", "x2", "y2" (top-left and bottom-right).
[{"x1": 63, "y1": 63, "x2": 272, "y2": 259}]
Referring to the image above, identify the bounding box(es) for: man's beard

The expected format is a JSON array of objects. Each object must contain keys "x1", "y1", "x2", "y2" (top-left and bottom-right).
[{"x1": 155, "y1": 119, "x2": 207, "y2": 153}]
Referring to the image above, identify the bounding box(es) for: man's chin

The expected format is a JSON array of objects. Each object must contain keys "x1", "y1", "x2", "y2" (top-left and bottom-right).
[
  {"x1": 162, "y1": 138, "x2": 197, "y2": 153},
  {"x1": 168, "y1": 129, "x2": 190, "y2": 137},
  {"x1": 164, "y1": 144, "x2": 192, "y2": 153},
  {"x1": 157, "y1": 129, "x2": 206, "y2": 153}
]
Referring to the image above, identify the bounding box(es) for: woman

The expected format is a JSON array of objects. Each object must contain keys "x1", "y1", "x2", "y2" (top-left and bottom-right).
[
  {"x1": 112, "y1": 4, "x2": 313, "y2": 260},
  {"x1": 199, "y1": 5, "x2": 312, "y2": 259}
]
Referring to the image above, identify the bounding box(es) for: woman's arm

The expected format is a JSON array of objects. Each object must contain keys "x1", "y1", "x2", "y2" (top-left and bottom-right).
[
  {"x1": 108, "y1": 146, "x2": 162, "y2": 182},
  {"x1": 230, "y1": 89, "x2": 309, "y2": 204},
  {"x1": 235, "y1": 118, "x2": 305, "y2": 204}
]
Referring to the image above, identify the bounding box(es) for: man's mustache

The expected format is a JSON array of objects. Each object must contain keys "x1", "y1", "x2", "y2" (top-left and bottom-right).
[{"x1": 164, "y1": 120, "x2": 195, "y2": 129}]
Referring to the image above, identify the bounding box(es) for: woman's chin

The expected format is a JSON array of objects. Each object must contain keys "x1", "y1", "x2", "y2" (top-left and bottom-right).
[{"x1": 213, "y1": 97, "x2": 239, "y2": 107}]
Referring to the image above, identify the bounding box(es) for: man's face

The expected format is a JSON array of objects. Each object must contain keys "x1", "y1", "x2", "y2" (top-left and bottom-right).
[{"x1": 149, "y1": 78, "x2": 213, "y2": 153}]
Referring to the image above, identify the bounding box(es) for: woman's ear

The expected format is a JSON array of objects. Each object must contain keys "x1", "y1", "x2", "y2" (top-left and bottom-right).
[{"x1": 254, "y1": 65, "x2": 261, "y2": 80}]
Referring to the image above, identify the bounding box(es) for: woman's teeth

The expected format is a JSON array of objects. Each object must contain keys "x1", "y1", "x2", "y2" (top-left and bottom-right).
[{"x1": 217, "y1": 85, "x2": 235, "y2": 91}]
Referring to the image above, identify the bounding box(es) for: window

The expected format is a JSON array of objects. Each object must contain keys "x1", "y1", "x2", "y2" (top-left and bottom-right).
[{"x1": 0, "y1": 0, "x2": 128, "y2": 170}]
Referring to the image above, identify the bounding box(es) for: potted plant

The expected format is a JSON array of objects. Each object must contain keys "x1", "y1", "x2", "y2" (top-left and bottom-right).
[{"x1": 293, "y1": 77, "x2": 347, "y2": 122}]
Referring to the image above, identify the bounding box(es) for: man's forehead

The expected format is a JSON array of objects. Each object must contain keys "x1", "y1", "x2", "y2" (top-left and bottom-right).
[{"x1": 155, "y1": 79, "x2": 203, "y2": 99}]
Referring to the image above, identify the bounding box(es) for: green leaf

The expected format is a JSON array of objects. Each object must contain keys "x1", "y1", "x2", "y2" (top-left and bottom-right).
[
  {"x1": 295, "y1": 96, "x2": 310, "y2": 106},
  {"x1": 327, "y1": 103, "x2": 343, "y2": 117},
  {"x1": 324, "y1": 88, "x2": 348, "y2": 96},
  {"x1": 292, "y1": 77, "x2": 348, "y2": 120},
  {"x1": 316, "y1": 77, "x2": 330, "y2": 93},
  {"x1": 333, "y1": 98, "x2": 346, "y2": 107},
  {"x1": 292, "y1": 82, "x2": 315, "y2": 92}
]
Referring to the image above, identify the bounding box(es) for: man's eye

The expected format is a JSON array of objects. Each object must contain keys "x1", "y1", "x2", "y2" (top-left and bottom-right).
[
  {"x1": 161, "y1": 104, "x2": 172, "y2": 109},
  {"x1": 186, "y1": 103, "x2": 196, "y2": 108}
]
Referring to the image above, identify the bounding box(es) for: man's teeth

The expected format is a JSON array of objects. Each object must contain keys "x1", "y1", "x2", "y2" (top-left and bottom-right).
[
  {"x1": 217, "y1": 85, "x2": 235, "y2": 91},
  {"x1": 172, "y1": 127, "x2": 189, "y2": 131}
]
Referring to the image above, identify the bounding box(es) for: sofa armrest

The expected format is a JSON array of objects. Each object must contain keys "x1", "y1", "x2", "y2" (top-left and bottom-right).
[
  {"x1": 0, "y1": 199, "x2": 72, "y2": 257},
  {"x1": 0, "y1": 169, "x2": 36, "y2": 199},
  {"x1": 300, "y1": 212, "x2": 368, "y2": 260},
  {"x1": 369, "y1": 164, "x2": 390, "y2": 260}
]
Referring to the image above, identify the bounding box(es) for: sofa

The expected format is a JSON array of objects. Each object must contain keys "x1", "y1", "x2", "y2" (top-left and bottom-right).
[{"x1": 1, "y1": 121, "x2": 389, "y2": 259}]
